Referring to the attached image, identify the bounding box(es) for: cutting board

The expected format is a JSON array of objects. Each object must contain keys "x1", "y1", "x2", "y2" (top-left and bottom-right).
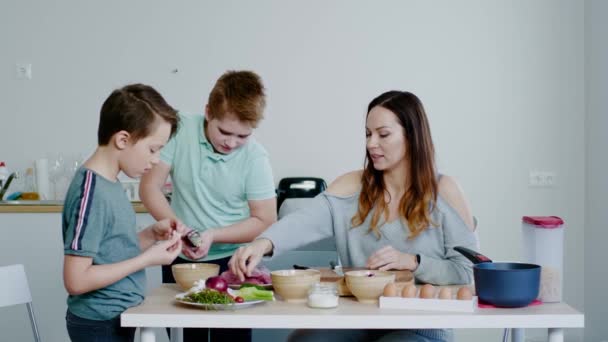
[{"x1": 316, "y1": 268, "x2": 414, "y2": 296}]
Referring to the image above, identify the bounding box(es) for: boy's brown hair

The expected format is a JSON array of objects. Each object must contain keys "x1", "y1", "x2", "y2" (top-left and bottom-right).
[
  {"x1": 98, "y1": 84, "x2": 179, "y2": 145},
  {"x1": 207, "y1": 70, "x2": 266, "y2": 127}
]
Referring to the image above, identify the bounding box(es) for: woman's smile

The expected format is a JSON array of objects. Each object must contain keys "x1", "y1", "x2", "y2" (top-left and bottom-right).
[{"x1": 370, "y1": 153, "x2": 384, "y2": 162}]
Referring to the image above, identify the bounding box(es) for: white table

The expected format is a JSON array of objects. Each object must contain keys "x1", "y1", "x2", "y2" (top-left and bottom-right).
[{"x1": 121, "y1": 285, "x2": 584, "y2": 342}]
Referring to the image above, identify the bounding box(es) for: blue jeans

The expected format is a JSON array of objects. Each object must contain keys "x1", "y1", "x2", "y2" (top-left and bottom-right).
[{"x1": 66, "y1": 310, "x2": 135, "y2": 342}]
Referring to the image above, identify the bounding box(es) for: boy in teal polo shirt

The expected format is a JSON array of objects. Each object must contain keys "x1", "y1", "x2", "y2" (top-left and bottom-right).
[{"x1": 140, "y1": 70, "x2": 276, "y2": 342}]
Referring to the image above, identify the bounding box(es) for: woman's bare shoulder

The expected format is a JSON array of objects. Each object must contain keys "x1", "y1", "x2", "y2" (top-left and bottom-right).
[
  {"x1": 326, "y1": 170, "x2": 363, "y2": 197},
  {"x1": 438, "y1": 175, "x2": 475, "y2": 231}
]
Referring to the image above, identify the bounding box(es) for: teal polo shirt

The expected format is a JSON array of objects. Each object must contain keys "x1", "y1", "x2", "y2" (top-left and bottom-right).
[{"x1": 160, "y1": 112, "x2": 276, "y2": 261}]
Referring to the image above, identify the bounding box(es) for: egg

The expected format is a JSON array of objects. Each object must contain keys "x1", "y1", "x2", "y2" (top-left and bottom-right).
[
  {"x1": 401, "y1": 284, "x2": 417, "y2": 298},
  {"x1": 383, "y1": 283, "x2": 399, "y2": 297},
  {"x1": 419, "y1": 284, "x2": 435, "y2": 299},
  {"x1": 438, "y1": 287, "x2": 452, "y2": 300},
  {"x1": 457, "y1": 286, "x2": 473, "y2": 300}
]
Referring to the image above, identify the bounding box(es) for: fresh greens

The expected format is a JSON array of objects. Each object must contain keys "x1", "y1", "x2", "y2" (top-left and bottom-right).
[
  {"x1": 240, "y1": 283, "x2": 269, "y2": 291},
  {"x1": 183, "y1": 289, "x2": 235, "y2": 305},
  {"x1": 235, "y1": 286, "x2": 274, "y2": 301}
]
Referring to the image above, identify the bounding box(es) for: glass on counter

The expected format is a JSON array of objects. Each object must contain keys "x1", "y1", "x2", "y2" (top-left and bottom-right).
[{"x1": 307, "y1": 282, "x2": 339, "y2": 309}]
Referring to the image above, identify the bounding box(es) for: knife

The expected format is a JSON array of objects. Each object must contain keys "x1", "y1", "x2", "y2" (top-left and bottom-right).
[{"x1": 329, "y1": 260, "x2": 344, "y2": 276}]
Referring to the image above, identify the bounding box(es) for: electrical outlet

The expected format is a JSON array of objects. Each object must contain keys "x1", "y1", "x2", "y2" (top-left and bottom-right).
[
  {"x1": 529, "y1": 170, "x2": 557, "y2": 187},
  {"x1": 16, "y1": 63, "x2": 32, "y2": 79}
]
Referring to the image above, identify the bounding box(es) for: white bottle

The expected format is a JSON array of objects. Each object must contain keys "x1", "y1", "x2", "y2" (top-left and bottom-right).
[
  {"x1": 24, "y1": 168, "x2": 35, "y2": 192},
  {"x1": 0, "y1": 161, "x2": 9, "y2": 187}
]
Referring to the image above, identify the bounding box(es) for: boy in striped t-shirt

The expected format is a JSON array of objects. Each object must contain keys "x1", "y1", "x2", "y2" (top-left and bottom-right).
[{"x1": 62, "y1": 84, "x2": 184, "y2": 342}]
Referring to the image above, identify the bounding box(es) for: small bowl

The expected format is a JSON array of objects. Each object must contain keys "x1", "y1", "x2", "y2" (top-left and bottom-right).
[
  {"x1": 345, "y1": 270, "x2": 395, "y2": 303},
  {"x1": 271, "y1": 269, "x2": 321, "y2": 302},
  {"x1": 171, "y1": 263, "x2": 220, "y2": 291}
]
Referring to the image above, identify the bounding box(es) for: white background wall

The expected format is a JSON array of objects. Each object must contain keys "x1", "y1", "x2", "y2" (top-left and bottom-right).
[
  {"x1": 1, "y1": 1, "x2": 595, "y2": 341},
  {"x1": 585, "y1": 0, "x2": 608, "y2": 341}
]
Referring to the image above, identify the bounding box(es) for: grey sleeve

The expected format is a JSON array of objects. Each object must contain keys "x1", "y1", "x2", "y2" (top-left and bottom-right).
[
  {"x1": 259, "y1": 194, "x2": 334, "y2": 259},
  {"x1": 413, "y1": 209, "x2": 478, "y2": 285}
]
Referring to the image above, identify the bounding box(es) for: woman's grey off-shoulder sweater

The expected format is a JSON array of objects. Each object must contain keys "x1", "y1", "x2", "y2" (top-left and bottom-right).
[{"x1": 260, "y1": 191, "x2": 479, "y2": 285}]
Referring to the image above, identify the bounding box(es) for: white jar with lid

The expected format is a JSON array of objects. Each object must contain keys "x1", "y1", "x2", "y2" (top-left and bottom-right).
[
  {"x1": 521, "y1": 216, "x2": 565, "y2": 302},
  {"x1": 307, "y1": 283, "x2": 339, "y2": 309}
]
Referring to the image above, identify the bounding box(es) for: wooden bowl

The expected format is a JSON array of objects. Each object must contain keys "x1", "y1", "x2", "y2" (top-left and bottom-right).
[
  {"x1": 345, "y1": 270, "x2": 395, "y2": 303},
  {"x1": 271, "y1": 269, "x2": 321, "y2": 302},
  {"x1": 171, "y1": 263, "x2": 220, "y2": 291}
]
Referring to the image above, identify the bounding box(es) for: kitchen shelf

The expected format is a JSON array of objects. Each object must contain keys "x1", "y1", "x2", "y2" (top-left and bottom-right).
[{"x1": 0, "y1": 201, "x2": 148, "y2": 213}]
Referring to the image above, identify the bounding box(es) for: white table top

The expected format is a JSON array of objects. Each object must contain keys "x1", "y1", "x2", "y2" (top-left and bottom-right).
[{"x1": 121, "y1": 285, "x2": 584, "y2": 330}]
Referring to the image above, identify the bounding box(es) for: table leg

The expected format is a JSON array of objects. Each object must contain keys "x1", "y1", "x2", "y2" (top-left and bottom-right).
[
  {"x1": 511, "y1": 328, "x2": 524, "y2": 342},
  {"x1": 140, "y1": 327, "x2": 156, "y2": 342},
  {"x1": 548, "y1": 328, "x2": 564, "y2": 342},
  {"x1": 170, "y1": 327, "x2": 183, "y2": 342}
]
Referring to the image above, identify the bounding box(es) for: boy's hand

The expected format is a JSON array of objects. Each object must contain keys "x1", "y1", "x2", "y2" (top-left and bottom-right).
[
  {"x1": 143, "y1": 232, "x2": 183, "y2": 266},
  {"x1": 182, "y1": 229, "x2": 213, "y2": 260},
  {"x1": 152, "y1": 218, "x2": 186, "y2": 241}
]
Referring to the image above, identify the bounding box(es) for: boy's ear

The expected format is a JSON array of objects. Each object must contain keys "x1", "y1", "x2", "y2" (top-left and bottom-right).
[
  {"x1": 113, "y1": 130, "x2": 131, "y2": 150},
  {"x1": 204, "y1": 105, "x2": 210, "y2": 120}
]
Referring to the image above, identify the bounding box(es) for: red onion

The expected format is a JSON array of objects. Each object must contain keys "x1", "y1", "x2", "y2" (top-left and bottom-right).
[{"x1": 205, "y1": 276, "x2": 228, "y2": 292}]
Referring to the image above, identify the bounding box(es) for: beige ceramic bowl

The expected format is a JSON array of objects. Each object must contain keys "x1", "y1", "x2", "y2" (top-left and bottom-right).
[
  {"x1": 345, "y1": 270, "x2": 396, "y2": 303},
  {"x1": 171, "y1": 263, "x2": 220, "y2": 291},
  {"x1": 271, "y1": 269, "x2": 321, "y2": 302}
]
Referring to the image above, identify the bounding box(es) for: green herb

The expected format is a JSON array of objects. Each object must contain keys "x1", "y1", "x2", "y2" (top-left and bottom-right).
[{"x1": 183, "y1": 289, "x2": 235, "y2": 305}]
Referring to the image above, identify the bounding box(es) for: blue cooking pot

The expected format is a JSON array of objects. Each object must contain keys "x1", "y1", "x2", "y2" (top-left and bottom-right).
[{"x1": 454, "y1": 246, "x2": 541, "y2": 308}]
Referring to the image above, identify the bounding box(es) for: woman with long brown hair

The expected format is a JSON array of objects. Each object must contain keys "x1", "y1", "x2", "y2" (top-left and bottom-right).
[{"x1": 229, "y1": 90, "x2": 478, "y2": 342}]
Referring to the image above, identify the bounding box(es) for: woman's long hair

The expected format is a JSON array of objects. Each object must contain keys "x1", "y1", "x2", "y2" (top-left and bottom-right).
[{"x1": 351, "y1": 91, "x2": 438, "y2": 239}]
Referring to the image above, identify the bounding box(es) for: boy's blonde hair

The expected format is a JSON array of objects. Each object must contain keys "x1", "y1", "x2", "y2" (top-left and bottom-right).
[{"x1": 207, "y1": 70, "x2": 266, "y2": 127}]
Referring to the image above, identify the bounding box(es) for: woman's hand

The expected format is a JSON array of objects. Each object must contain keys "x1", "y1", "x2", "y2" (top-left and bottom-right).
[
  {"x1": 366, "y1": 245, "x2": 418, "y2": 271},
  {"x1": 182, "y1": 229, "x2": 213, "y2": 260},
  {"x1": 228, "y1": 239, "x2": 273, "y2": 282}
]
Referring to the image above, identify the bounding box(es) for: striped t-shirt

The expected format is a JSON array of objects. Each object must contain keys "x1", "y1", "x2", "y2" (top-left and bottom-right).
[{"x1": 62, "y1": 167, "x2": 145, "y2": 320}]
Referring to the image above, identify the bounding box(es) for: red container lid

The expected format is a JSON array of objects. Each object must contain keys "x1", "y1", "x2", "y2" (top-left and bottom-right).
[{"x1": 522, "y1": 216, "x2": 564, "y2": 229}]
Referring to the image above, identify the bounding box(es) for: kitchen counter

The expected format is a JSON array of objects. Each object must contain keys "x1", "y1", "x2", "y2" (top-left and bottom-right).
[{"x1": 0, "y1": 200, "x2": 148, "y2": 213}]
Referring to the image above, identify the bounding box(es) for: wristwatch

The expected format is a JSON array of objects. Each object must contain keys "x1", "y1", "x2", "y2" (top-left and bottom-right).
[{"x1": 413, "y1": 254, "x2": 421, "y2": 271}]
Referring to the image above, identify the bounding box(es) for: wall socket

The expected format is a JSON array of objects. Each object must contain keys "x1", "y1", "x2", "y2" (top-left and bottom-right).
[
  {"x1": 529, "y1": 170, "x2": 557, "y2": 187},
  {"x1": 16, "y1": 63, "x2": 32, "y2": 79}
]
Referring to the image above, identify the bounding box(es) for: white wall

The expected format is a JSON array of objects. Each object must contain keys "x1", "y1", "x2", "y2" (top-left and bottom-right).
[
  {"x1": 1, "y1": 1, "x2": 587, "y2": 341},
  {"x1": 585, "y1": 1, "x2": 608, "y2": 342}
]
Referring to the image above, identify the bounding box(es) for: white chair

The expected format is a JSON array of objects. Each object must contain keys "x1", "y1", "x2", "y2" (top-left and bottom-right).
[{"x1": 0, "y1": 264, "x2": 42, "y2": 342}]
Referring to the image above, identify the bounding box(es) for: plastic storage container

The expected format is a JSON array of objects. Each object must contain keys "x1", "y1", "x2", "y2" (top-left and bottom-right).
[
  {"x1": 0, "y1": 162, "x2": 9, "y2": 186},
  {"x1": 521, "y1": 216, "x2": 564, "y2": 302}
]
